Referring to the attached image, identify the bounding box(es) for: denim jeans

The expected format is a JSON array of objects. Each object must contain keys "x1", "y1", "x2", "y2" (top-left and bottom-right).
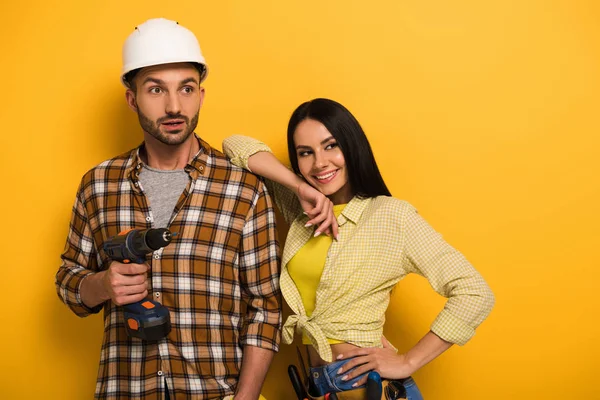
[
  {"x1": 400, "y1": 377, "x2": 424, "y2": 400},
  {"x1": 309, "y1": 357, "x2": 424, "y2": 399},
  {"x1": 309, "y1": 358, "x2": 365, "y2": 395}
]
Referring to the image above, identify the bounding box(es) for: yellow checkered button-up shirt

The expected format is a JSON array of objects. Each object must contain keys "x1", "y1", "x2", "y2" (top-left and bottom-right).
[{"x1": 224, "y1": 135, "x2": 494, "y2": 363}]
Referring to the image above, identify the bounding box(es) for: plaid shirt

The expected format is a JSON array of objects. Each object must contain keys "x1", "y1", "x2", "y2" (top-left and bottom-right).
[
  {"x1": 56, "y1": 136, "x2": 282, "y2": 399},
  {"x1": 224, "y1": 135, "x2": 495, "y2": 363}
]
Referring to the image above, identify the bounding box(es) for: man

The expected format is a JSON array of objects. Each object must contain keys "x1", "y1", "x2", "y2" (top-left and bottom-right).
[{"x1": 55, "y1": 18, "x2": 281, "y2": 400}]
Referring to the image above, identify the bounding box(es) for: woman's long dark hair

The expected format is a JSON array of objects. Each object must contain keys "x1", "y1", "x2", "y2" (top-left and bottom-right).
[{"x1": 287, "y1": 98, "x2": 391, "y2": 198}]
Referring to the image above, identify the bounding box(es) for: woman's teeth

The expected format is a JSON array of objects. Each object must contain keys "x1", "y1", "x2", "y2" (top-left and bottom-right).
[{"x1": 316, "y1": 170, "x2": 336, "y2": 180}]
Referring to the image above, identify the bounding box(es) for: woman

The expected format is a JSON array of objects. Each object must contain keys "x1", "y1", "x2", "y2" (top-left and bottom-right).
[{"x1": 223, "y1": 98, "x2": 494, "y2": 399}]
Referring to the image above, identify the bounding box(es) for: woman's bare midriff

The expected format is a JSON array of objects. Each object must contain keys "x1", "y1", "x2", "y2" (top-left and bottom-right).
[{"x1": 306, "y1": 342, "x2": 361, "y2": 367}]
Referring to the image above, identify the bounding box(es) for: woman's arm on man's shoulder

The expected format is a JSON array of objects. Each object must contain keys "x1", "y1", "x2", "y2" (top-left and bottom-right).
[{"x1": 223, "y1": 135, "x2": 338, "y2": 236}]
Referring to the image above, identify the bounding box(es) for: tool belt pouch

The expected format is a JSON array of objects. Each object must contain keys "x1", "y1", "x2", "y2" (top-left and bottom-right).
[
  {"x1": 305, "y1": 380, "x2": 406, "y2": 400},
  {"x1": 305, "y1": 387, "x2": 366, "y2": 400}
]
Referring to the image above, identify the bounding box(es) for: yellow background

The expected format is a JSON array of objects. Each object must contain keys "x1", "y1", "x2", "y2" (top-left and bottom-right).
[{"x1": 1, "y1": 0, "x2": 598, "y2": 398}]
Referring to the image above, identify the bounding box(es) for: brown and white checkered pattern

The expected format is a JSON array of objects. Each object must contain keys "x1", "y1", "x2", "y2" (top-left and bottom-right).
[{"x1": 56, "y1": 136, "x2": 282, "y2": 399}]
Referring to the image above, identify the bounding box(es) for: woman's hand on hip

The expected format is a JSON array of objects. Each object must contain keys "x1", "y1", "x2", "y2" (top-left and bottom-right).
[{"x1": 335, "y1": 336, "x2": 415, "y2": 386}]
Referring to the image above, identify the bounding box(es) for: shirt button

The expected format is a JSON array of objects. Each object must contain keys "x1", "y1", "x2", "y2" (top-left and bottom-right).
[
  {"x1": 155, "y1": 292, "x2": 161, "y2": 298},
  {"x1": 134, "y1": 182, "x2": 139, "y2": 187},
  {"x1": 157, "y1": 371, "x2": 163, "y2": 376},
  {"x1": 199, "y1": 166, "x2": 204, "y2": 171},
  {"x1": 153, "y1": 254, "x2": 160, "y2": 259},
  {"x1": 146, "y1": 216, "x2": 152, "y2": 222}
]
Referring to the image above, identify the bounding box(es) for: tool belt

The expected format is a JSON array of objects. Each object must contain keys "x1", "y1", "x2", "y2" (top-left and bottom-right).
[
  {"x1": 303, "y1": 379, "x2": 406, "y2": 399},
  {"x1": 290, "y1": 346, "x2": 408, "y2": 400}
]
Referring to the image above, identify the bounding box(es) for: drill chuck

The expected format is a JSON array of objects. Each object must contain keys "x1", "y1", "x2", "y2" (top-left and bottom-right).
[
  {"x1": 104, "y1": 228, "x2": 173, "y2": 264},
  {"x1": 145, "y1": 228, "x2": 173, "y2": 250}
]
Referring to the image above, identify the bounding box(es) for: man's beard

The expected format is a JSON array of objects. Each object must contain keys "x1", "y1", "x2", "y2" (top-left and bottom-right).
[{"x1": 138, "y1": 110, "x2": 199, "y2": 145}]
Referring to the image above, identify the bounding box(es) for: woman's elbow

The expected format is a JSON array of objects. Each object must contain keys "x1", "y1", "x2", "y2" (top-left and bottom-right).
[{"x1": 480, "y1": 284, "x2": 496, "y2": 317}]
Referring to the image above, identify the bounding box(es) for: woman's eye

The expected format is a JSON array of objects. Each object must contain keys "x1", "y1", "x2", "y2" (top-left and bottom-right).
[
  {"x1": 298, "y1": 151, "x2": 311, "y2": 157},
  {"x1": 325, "y1": 142, "x2": 338, "y2": 150}
]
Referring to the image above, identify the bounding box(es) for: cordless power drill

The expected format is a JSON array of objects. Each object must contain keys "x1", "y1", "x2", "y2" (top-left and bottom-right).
[{"x1": 103, "y1": 228, "x2": 174, "y2": 341}]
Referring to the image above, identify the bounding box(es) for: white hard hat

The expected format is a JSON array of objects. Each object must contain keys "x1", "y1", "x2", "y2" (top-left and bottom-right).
[{"x1": 121, "y1": 18, "x2": 208, "y2": 87}]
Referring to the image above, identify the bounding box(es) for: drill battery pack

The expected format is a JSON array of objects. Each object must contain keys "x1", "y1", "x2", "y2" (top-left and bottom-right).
[{"x1": 124, "y1": 299, "x2": 172, "y2": 341}]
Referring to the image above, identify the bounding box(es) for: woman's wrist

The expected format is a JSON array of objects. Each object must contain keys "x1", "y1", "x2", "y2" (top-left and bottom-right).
[
  {"x1": 292, "y1": 180, "x2": 307, "y2": 196},
  {"x1": 401, "y1": 352, "x2": 420, "y2": 376},
  {"x1": 401, "y1": 331, "x2": 453, "y2": 376}
]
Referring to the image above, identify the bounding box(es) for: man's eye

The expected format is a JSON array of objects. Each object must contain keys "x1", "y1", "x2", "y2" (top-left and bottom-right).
[
  {"x1": 149, "y1": 87, "x2": 162, "y2": 94},
  {"x1": 182, "y1": 86, "x2": 194, "y2": 94}
]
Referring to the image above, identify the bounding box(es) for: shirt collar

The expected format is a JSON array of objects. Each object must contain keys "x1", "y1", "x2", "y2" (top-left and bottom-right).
[
  {"x1": 338, "y1": 196, "x2": 372, "y2": 225},
  {"x1": 126, "y1": 134, "x2": 211, "y2": 182}
]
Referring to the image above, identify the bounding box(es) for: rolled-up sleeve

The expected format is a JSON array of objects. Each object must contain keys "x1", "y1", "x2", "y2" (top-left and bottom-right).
[
  {"x1": 238, "y1": 181, "x2": 282, "y2": 351},
  {"x1": 223, "y1": 134, "x2": 303, "y2": 225},
  {"x1": 222, "y1": 135, "x2": 272, "y2": 172},
  {"x1": 55, "y1": 183, "x2": 102, "y2": 317},
  {"x1": 402, "y1": 204, "x2": 495, "y2": 345}
]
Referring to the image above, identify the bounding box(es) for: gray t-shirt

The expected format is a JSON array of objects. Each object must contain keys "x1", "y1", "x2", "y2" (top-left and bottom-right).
[{"x1": 139, "y1": 165, "x2": 189, "y2": 228}]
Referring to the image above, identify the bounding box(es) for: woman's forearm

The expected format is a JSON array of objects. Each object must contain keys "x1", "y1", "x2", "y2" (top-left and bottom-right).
[
  {"x1": 248, "y1": 151, "x2": 305, "y2": 195},
  {"x1": 405, "y1": 331, "x2": 453, "y2": 373},
  {"x1": 335, "y1": 331, "x2": 454, "y2": 382},
  {"x1": 248, "y1": 151, "x2": 338, "y2": 236}
]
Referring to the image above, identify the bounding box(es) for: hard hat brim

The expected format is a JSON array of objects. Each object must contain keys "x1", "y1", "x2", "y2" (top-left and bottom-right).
[{"x1": 121, "y1": 60, "x2": 208, "y2": 87}]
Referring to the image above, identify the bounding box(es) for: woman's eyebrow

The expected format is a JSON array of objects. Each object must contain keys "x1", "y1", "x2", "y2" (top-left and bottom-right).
[{"x1": 295, "y1": 136, "x2": 335, "y2": 149}]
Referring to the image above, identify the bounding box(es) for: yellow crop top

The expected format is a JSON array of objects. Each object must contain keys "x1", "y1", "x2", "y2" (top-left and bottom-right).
[{"x1": 287, "y1": 204, "x2": 347, "y2": 345}]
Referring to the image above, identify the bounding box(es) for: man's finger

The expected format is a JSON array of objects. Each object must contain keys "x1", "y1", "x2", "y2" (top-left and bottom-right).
[
  {"x1": 114, "y1": 262, "x2": 149, "y2": 275},
  {"x1": 121, "y1": 273, "x2": 147, "y2": 286},
  {"x1": 116, "y1": 283, "x2": 148, "y2": 297},
  {"x1": 114, "y1": 272, "x2": 147, "y2": 288},
  {"x1": 114, "y1": 289, "x2": 149, "y2": 306}
]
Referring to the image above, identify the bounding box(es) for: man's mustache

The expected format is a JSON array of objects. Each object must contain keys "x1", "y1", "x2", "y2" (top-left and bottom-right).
[{"x1": 157, "y1": 114, "x2": 189, "y2": 124}]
